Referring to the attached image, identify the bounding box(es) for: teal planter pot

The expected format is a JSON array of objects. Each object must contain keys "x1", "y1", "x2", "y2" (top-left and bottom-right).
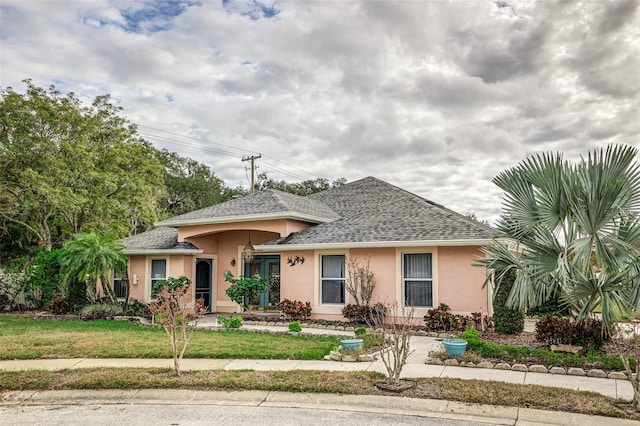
[
  {"x1": 340, "y1": 338, "x2": 363, "y2": 353},
  {"x1": 442, "y1": 339, "x2": 468, "y2": 356}
]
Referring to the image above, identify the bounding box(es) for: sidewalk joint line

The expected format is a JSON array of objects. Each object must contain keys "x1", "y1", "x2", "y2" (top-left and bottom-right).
[{"x1": 258, "y1": 390, "x2": 270, "y2": 406}]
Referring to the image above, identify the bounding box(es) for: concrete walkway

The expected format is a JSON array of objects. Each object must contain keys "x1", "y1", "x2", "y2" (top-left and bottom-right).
[{"x1": 1, "y1": 322, "x2": 637, "y2": 425}]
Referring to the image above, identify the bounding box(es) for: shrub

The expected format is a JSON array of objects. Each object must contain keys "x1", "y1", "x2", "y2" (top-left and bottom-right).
[
  {"x1": 0, "y1": 271, "x2": 22, "y2": 311},
  {"x1": 223, "y1": 271, "x2": 267, "y2": 311},
  {"x1": 492, "y1": 269, "x2": 524, "y2": 334},
  {"x1": 354, "y1": 326, "x2": 367, "y2": 336},
  {"x1": 535, "y1": 314, "x2": 606, "y2": 351},
  {"x1": 218, "y1": 315, "x2": 243, "y2": 328},
  {"x1": 342, "y1": 303, "x2": 386, "y2": 324},
  {"x1": 66, "y1": 279, "x2": 87, "y2": 314},
  {"x1": 288, "y1": 321, "x2": 302, "y2": 332},
  {"x1": 423, "y1": 303, "x2": 467, "y2": 332},
  {"x1": 125, "y1": 299, "x2": 150, "y2": 317},
  {"x1": 49, "y1": 296, "x2": 68, "y2": 315},
  {"x1": 81, "y1": 303, "x2": 123, "y2": 320},
  {"x1": 277, "y1": 299, "x2": 312, "y2": 319}
]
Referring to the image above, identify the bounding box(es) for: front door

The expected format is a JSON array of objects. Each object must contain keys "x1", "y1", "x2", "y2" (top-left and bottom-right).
[
  {"x1": 195, "y1": 258, "x2": 212, "y2": 312},
  {"x1": 245, "y1": 255, "x2": 280, "y2": 311}
]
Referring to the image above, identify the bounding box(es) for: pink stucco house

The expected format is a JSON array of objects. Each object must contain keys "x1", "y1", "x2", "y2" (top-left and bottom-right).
[{"x1": 119, "y1": 177, "x2": 494, "y2": 319}]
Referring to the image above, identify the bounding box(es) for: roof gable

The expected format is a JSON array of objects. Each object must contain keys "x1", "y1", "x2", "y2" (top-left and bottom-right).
[{"x1": 156, "y1": 189, "x2": 339, "y2": 227}]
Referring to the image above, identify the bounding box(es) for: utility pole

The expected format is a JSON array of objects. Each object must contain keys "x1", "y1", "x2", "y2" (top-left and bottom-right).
[{"x1": 242, "y1": 154, "x2": 261, "y2": 194}]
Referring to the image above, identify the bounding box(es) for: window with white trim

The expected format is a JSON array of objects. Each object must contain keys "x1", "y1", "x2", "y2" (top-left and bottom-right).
[
  {"x1": 150, "y1": 259, "x2": 167, "y2": 295},
  {"x1": 321, "y1": 255, "x2": 345, "y2": 304},
  {"x1": 403, "y1": 253, "x2": 433, "y2": 308},
  {"x1": 113, "y1": 271, "x2": 128, "y2": 299}
]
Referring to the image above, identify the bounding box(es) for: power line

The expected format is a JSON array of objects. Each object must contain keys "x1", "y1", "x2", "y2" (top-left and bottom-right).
[{"x1": 135, "y1": 122, "x2": 330, "y2": 182}]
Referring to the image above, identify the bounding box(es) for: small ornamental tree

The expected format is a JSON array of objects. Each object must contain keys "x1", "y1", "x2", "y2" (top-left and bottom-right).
[
  {"x1": 493, "y1": 269, "x2": 524, "y2": 334},
  {"x1": 223, "y1": 271, "x2": 267, "y2": 311},
  {"x1": 149, "y1": 276, "x2": 205, "y2": 376},
  {"x1": 345, "y1": 257, "x2": 376, "y2": 307},
  {"x1": 366, "y1": 301, "x2": 418, "y2": 386}
]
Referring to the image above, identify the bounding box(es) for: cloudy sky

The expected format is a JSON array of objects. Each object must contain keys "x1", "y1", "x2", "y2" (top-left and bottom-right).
[{"x1": 1, "y1": 0, "x2": 639, "y2": 223}]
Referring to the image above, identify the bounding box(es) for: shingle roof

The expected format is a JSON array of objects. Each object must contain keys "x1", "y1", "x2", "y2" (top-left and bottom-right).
[
  {"x1": 124, "y1": 177, "x2": 493, "y2": 251},
  {"x1": 156, "y1": 189, "x2": 339, "y2": 226},
  {"x1": 121, "y1": 227, "x2": 200, "y2": 251},
  {"x1": 265, "y1": 177, "x2": 493, "y2": 245}
]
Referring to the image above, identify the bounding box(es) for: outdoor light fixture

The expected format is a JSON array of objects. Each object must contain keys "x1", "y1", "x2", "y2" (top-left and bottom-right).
[
  {"x1": 242, "y1": 231, "x2": 255, "y2": 264},
  {"x1": 230, "y1": 258, "x2": 236, "y2": 266}
]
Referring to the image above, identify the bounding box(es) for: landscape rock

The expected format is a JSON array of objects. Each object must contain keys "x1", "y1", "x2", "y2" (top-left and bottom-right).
[
  {"x1": 477, "y1": 361, "x2": 494, "y2": 369},
  {"x1": 587, "y1": 369, "x2": 607, "y2": 378},
  {"x1": 549, "y1": 367, "x2": 566, "y2": 375},
  {"x1": 511, "y1": 364, "x2": 528, "y2": 372},
  {"x1": 550, "y1": 344, "x2": 582, "y2": 355},
  {"x1": 494, "y1": 363, "x2": 511, "y2": 370},
  {"x1": 529, "y1": 365, "x2": 548, "y2": 373},
  {"x1": 608, "y1": 372, "x2": 627, "y2": 380},
  {"x1": 444, "y1": 358, "x2": 459, "y2": 366},
  {"x1": 567, "y1": 367, "x2": 586, "y2": 376}
]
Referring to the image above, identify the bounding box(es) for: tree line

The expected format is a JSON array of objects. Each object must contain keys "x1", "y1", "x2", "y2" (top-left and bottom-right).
[{"x1": 0, "y1": 80, "x2": 343, "y2": 263}]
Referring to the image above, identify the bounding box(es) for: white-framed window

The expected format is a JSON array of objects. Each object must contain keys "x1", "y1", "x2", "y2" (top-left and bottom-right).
[
  {"x1": 321, "y1": 254, "x2": 345, "y2": 304},
  {"x1": 150, "y1": 259, "x2": 167, "y2": 295},
  {"x1": 113, "y1": 271, "x2": 128, "y2": 299},
  {"x1": 403, "y1": 253, "x2": 433, "y2": 308}
]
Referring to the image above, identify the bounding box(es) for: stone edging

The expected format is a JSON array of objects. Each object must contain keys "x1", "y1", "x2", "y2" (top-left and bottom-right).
[{"x1": 424, "y1": 357, "x2": 629, "y2": 380}]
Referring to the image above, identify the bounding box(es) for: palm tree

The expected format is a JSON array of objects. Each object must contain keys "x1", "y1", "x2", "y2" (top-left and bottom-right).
[
  {"x1": 59, "y1": 231, "x2": 127, "y2": 304},
  {"x1": 478, "y1": 144, "x2": 640, "y2": 334}
]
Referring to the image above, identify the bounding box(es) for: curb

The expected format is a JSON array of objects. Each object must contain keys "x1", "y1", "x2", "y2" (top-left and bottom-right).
[{"x1": 1, "y1": 389, "x2": 637, "y2": 425}]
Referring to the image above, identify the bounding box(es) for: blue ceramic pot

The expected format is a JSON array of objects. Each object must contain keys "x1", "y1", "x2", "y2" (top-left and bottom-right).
[
  {"x1": 442, "y1": 339, "x2": 468, "y2": 356},
  {"x1": 340, "y1": 338, "x2": 364, "y2": 353}
]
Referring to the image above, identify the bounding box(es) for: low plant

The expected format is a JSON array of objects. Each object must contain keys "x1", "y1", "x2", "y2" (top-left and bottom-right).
[
  {"x1": 277, "y1": 299, "x2": 312, "y2": 319},
  {"x1": 49, "y1": 295, "x2": 68, "y2": 315},
  {"x1": 81, "y1": 303, "x2": 123, "y2": 320},
  {"x1": 535, "y1": 314, "x2": 606, "y2": 351},
  {"x1": 288, "y1": 321, "x2": 302, "y2": 333},
  {"x1": 342, "y1": 303, "x2": 386, "y2": 323},
  {"x1": 125, "y1": 299, "x2": 150, "y2": 317},
  {"x1": 218, "y1": 315, "x2": 243, "y2": 328},
  {"x1": 423, "y1": 303, "x2": 467, "y2": 332},
  {"x1": 354, "y1": 326, "x2": 367, "y2": 336}
]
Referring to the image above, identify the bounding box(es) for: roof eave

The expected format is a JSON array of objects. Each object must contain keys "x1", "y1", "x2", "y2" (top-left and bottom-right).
[
  {"x1": 123, "y1": 248, "x2": 204, "y2": 255},
  {"x1": 155, "y1": 212, "x2": 333, "y2": 228},
  {"x1": 255, "y1": 238, "x2": 494, "y2": 252}
]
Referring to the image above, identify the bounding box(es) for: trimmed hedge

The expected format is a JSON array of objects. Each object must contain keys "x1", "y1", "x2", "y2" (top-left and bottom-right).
[{"x1": 492, "y1": 269, "x2": 524, "y2": 334}]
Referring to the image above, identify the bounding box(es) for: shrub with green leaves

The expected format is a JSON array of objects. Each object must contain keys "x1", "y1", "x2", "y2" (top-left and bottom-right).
[
  {"x1": 493, "y1": 269, "x2": 524, "y2": 334},
  {"x1": 223, "y1": 271, "x2": 267, "y2": 311},
  {"x1": 81, "y1": 303, "x2": 123, "y2": 320},
  {"x1": 423, "y1": 303, "x2": 467, "y2": 332},
  {"x1": 288, "y1": 321, "x2": 302, "y2": 332},
  {"x1": 219, "y1": 315, "x2": 243, "y2": 328},
  {"x1": 354, "y1": 326, "x2": 367, "y2": 336}
]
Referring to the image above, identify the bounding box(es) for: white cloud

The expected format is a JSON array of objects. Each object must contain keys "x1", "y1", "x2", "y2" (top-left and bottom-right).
[{"x1": 1, "y1": 0, "x2": 638, "y2": 224}]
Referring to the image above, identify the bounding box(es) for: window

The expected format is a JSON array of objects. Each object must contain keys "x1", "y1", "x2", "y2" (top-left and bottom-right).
[
  {"x1": 403, "y1": 253, "x2": 433, "y2": 307},
  {"x1": 321, "y1": 255, "x2": 345, "y2": 304},
  {"x1": 113, "y1": 271, "x2": 128, "y2": 299},
  {"x1": 150, "y1": 259, "x2": 167, "y2": 294}
]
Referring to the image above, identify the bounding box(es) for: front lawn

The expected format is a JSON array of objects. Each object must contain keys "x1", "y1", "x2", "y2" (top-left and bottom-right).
[{"x1": 0, "y1": 315, "x2": 341, "y2": 360}]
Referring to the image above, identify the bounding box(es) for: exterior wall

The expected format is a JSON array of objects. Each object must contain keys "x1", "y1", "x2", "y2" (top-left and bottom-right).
[
  {"x1": 126, "y1": 229, "x2": 489, "y2": 318},
  {"x1": 437, "y1": 246, "x2": 489, "y2": 315},
  {"x1": 280, "y1": 250, "x2": 315, "y2": 303}
]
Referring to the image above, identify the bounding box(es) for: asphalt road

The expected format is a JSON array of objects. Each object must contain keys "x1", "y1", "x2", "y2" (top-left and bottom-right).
[{"x1": 1, "y1": 404, "x2": 488, "y2": 426}]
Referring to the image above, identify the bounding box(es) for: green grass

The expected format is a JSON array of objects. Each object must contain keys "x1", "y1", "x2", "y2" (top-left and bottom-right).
[
  {"x1": 0, "y1": 368, "x2": 637, "y2": 420},
  {"x1": 0, "y1": 315, "x2": 341, "y2": 360}
]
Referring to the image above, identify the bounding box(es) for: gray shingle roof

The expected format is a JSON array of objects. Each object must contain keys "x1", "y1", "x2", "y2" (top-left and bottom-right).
[
  {"x1": 265, "y1": 177, "x2": 494, "y2": 245},
  {"x1": 121, "y1": 227, "x2": 200, "y2": 251},
  {"x1": 156, "y1": 189, "x2": 339, "y2": 226},
  {"x1": 125, "y1": 177, "x2": 493, "y2": 251}
]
